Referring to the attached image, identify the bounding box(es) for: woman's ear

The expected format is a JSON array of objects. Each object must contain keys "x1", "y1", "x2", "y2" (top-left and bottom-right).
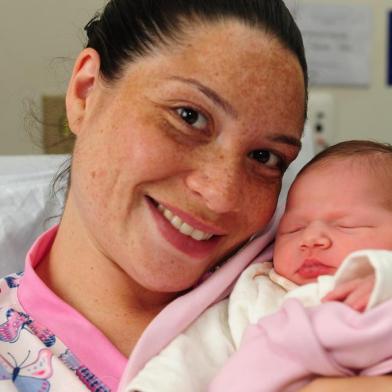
[{"x1": 66, "y1": 48, "x2": 101, "y2": 135}]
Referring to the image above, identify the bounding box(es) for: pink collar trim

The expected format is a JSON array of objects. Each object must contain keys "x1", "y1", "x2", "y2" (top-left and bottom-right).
[
  {"x1": 18, "y1": 225, "x2": 127, "y2": 391},
  {"x1": 118, "y1": 223, "x2": 277, "y2": 390}
]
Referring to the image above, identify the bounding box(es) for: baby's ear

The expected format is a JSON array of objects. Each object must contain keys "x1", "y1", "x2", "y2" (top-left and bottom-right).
[{"x1": 65, "y1": 48, "x2": 101, "y2": 135}]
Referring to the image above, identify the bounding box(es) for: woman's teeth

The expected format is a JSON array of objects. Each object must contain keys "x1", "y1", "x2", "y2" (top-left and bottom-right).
[{"x1": 157, "y1": 204, "x2": 214, "y2": 241}]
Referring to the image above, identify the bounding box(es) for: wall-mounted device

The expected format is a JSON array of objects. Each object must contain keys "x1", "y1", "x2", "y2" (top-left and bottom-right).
[{"x1": 307, "y1": 92, "x2": 336, "y2": 153}]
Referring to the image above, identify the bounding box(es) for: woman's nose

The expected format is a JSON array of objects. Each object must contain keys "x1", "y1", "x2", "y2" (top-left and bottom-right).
[
  {"x1": 299, "y1": 222, "x2": 332, "y2": 251},
  {"x1": 185, "y1": 160, "x2": 242, "y2": 214}
]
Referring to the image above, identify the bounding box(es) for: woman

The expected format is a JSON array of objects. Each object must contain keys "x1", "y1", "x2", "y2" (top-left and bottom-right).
[{"x1": 0, "y1": 0, "x2": 389, "y2": 391}]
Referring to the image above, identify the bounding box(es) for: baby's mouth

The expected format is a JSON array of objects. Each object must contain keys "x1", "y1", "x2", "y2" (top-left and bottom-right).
[{"x1": 296, "y1": 259, "x2": 335, "y2": 279}]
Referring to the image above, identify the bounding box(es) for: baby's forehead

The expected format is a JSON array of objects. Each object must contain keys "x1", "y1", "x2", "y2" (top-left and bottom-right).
[
  {"x1": 288, "y1": 154, "x2": 392, "y2": 209},
  {"x1": 296, "y1": 154, "x2": 391, "y2": 184}
]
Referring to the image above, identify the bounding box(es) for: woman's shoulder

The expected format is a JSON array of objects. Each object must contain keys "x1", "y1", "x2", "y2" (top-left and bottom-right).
[
  {"x1": 1, "y1": 271, "x2": 23, "y2": 287},
  {"x1": 0, "y1": 272, "x2": 27, "y2": 332},
  {"x1": 0, "y1": 272, "x2": 23, "y2": 302}
]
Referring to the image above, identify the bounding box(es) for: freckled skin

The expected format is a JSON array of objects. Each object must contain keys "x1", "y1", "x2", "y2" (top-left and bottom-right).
[
  {"x1": 68, "y1": 20, "x2": 304, "y2": 291},
  {"x1": 38, "y1": 20, "x2": 305, "y2": 355},
  {"x1": 68, "y1": 25, "x2": 299, "y2": 282}
]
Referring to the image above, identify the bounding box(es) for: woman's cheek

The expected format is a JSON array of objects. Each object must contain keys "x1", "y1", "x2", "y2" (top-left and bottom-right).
[{"x1": 254, "y1": 183, "x2": 281, "y2": 224}]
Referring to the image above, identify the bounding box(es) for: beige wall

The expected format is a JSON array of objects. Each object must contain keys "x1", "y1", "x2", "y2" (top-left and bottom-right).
[
  {"x1": 1, "y1": 0, "x2": 391, "y2": 154},
  {"x1": 302, "y1": 0, "x2": 392, "y2": 143},
  {"x1": 0, "y1": 0, "x2": 104, "y2": 155}
]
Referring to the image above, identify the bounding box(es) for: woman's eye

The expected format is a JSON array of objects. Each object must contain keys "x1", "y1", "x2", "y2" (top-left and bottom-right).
[
  {"x1": 248, "y1": 150, "x2": 284, "y2": 170},
  {"x1": 176, "y1": 107, "x2": 208, "y2": 130}
]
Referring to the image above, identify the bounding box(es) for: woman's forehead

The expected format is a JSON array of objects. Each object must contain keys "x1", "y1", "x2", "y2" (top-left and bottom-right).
[
  {"x1": 123, "y1": 19, "x2": 303, "y2": 84},
  {"x1": 115, "y1": 20, "x2": 305, "y2": 127}
]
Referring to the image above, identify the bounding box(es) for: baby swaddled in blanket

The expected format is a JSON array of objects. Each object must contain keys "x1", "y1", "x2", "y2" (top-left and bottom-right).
[{"x1": 126, "y1": 141, "x2": 392, "y2": 392}]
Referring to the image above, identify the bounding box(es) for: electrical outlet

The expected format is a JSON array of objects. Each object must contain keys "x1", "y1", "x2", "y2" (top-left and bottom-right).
[{"x1": 307, "y1": 92, "x2": 336, "y2": 153}]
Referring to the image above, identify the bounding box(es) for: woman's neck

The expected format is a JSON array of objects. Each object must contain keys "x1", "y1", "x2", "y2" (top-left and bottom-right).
[{"x1": 36, "y1": 200, "x2": 176, "y2": 356}]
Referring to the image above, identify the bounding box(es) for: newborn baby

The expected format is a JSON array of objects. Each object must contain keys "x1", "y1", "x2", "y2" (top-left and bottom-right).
[{"x1": 126, "y1": 140, "x2": 392, "y2": 392}]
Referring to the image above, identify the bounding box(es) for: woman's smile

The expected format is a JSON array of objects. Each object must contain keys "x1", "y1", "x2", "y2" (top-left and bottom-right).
[{"x1": 146, "y1": 196, "x2": 224, "y2": 259}]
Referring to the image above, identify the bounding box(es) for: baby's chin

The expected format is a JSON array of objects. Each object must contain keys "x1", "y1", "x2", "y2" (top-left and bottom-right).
[{"x1": 273, "y1": 265, "x2": 297, "y2": 283}]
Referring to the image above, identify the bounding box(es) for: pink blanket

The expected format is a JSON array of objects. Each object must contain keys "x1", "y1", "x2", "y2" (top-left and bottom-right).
[{"x1": 209, "y1": 298, "x2": 392, "y2": 392}]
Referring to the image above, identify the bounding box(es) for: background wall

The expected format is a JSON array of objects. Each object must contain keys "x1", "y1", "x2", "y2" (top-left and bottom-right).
[
  {"x1": 0, "y1": 0, "x2": 104, "y2": 155},
  {"x1": 302, "y1": 0, "x2": 392, "y2": 144},
  {"x1": 0, "y1": 0, "x2": 391, "y2": 154}
]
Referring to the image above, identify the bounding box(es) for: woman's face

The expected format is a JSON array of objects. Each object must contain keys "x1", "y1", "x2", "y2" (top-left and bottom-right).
[{"x1": 67, "y1": 20, "x2": 305, "y2": 293}]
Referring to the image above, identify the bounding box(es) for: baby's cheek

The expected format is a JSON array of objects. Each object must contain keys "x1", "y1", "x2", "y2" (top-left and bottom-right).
[
  {"x1": 272, "y1": 241, "x2": 284, "y2": 264},
  {"x1": 273, "y1": 236, "x2": 294, "y2": 265}
]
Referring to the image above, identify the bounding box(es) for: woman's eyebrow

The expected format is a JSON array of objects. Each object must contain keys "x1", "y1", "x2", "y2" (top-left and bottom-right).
[
  {"x1": 266, "y1": 134, "x2": 302, "y2": 149},
  {"x1": 168, "y1": 76, "x2": 238, "y2": 119}
]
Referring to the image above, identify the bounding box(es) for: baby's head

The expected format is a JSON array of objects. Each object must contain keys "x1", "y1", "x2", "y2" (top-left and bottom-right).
[{"x1": 274, "y1": 140, "x2": 392, "y2": 284}]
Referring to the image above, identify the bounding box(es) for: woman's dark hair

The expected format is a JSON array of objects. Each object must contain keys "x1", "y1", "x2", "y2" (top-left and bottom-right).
[{"x1": 84, "y1": 0, "x2": 308, "y2": 107}]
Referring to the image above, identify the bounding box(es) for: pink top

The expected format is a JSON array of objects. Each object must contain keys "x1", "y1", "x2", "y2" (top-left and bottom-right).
[
  {"x1": 0, "y1": 222, "x2": 275, "y2": 391},
  {"x1": 17, "y1": 225, "x2": 127, "y2": 390},
  {"x1": 118, "y1": 224, "x2": 276, "y2": 390},
  {"x1": 0, "y1": 221, "x2": 277, "y2": 392}
]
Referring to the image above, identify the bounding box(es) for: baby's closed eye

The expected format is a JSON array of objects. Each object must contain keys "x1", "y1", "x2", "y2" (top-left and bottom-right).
[
  {"x1": 335, "y1": 223, "x2": 374, "y2": 231},
  {"x1": 278, "y1": 225, "x2": 304, "y2": 235}
]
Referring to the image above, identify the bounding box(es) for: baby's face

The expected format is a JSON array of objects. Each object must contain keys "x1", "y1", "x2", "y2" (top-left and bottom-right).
[{"x1": 274, "y1": 159, "x2": 392, "y2": 284}]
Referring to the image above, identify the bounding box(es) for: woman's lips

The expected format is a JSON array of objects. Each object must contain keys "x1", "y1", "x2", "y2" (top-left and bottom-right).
[
  {"x1": 154, "y1": 198, "x2": 227, "y2": 235},
  {"x1": 146, "y1": 196, "x2": 223, "y2": 259},
  {"x1": 296, "y1": 259, "x2": 335, "y2": 279}
]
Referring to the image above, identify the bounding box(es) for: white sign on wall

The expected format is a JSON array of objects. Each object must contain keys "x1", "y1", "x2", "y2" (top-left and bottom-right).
[{"x1": 285, "y1": 1, "x2": 372, "y2": 86}]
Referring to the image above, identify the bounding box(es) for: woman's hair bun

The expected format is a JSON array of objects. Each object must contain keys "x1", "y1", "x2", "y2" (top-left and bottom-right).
[
  {"x1": 82, "y1": 0, "x2": 307, "y2": 100},
  {"x1": 84, "y1": 15, "x2": 100, "y2": 40}
]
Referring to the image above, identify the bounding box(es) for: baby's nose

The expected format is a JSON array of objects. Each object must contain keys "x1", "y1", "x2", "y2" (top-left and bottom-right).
[{"x1": 299, "y1": 222, "x2": 332, "y2": 250}]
